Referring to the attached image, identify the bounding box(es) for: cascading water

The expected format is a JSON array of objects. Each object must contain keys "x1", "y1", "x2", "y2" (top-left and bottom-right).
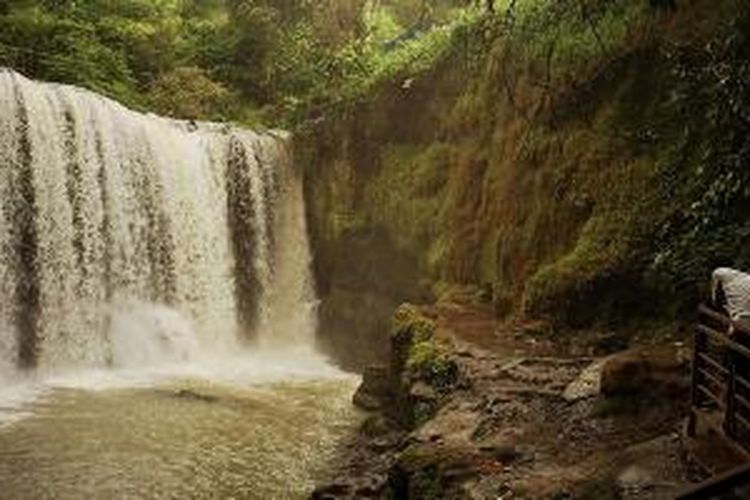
[
  {"x1": 0, "y1": 70, "x2": 357, "y2": 499},
  {"x1": 0, "y1": 68, "x2": 316, "y2": 376}
]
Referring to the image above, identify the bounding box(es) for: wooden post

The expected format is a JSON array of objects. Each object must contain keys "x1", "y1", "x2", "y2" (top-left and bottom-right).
[
  {"x1": 725, "y1": 348, "x2": 738, "y2": 438},
  {"x1": 688, "y1": 325, "x2": 706, "y2": 437}
]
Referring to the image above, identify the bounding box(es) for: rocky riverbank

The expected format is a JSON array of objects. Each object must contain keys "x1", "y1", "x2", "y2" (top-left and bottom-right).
[{"x1": 313, "y1": 302, "x2": 703, "y2": 499}]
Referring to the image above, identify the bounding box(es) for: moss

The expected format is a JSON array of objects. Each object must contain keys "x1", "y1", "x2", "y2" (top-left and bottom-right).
[
  {"x1": 408, "y1": 338, "x2": 439, "y2": 366},
  {"x1": 391, "y1": 303, "x2": 458, "y2": 390},
  {"x1": 304, "y1": 0, "x2": 749, "y2": 355},
  {"x1": 364, "y1": 144, "x2": 446, "y2": 255},
  {"x1": 407, "y1": 338, "x2": 459, "y2": 392},
  {"x1": 392, "y1": 303, "x2": 436, "y2": 344},
  {"x1": 412, "y1": 399, "x2": 439, "y2": 427},
  {"x1": 520, "y1": 147, "x2": 679, "y2": 326},
  {"x1": 391, "y1": 445, "x2": 445, "y2": 499}
]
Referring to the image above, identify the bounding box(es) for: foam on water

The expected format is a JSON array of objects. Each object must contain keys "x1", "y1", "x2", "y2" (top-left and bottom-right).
[{"x1": 0, "y1": 335, "x2": 345, "y2": 428}]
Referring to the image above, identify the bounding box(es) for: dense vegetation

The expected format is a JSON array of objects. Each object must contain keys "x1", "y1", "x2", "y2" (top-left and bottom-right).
[
  {"x1": 301, "y1": 0, "x2": 750, "y2": 359},
  {"x1": 0, "y1": 0, "x2": 467, "y2": 124}
]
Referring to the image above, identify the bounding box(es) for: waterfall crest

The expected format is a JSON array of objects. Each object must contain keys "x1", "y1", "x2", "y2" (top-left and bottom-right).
[{"x1": 0, "y1": 69, "x2": 316, "y2": 376}]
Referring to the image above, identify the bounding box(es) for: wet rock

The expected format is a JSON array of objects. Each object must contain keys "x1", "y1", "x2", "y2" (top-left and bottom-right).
[
  {"x1": 353, "y1": 483, "x2": 381, "y2": 498},
  {"x1": 352, "y1": 392, "x2": 382, "y2": 411},
  {"x1": 455, "y1": 348, "x2": 475, "y2": 358},
  {"x1": 311, "y1": 482, "x2": 351, "y2": 499},
  {"x1": 369, "y1": 435, "x2": 402, "y2": 453},
  {"x1": 361, "y1": 414, "x2": 393, "y2": 438},
  {"x1": 410, "y1": 381, "x2": 438, "y2": 401},
  {"x1": 563, "y1": 360, "x2": 603, "y2": 402},
  {"x1": 171, "y1": 389, "x2": 218, "y2": 403},
  {"x1": 388, "y1": 443, "x2": 488, "y2": 498},
  {"x1": 311, "y1": 474, "x2": 389, "y2": 500},
  {"x1": 353, "y1": 364, "x2": 391, "y2": 411},
  {"x1": 600, "y1": 346, "x2": 689, "y2": 400}
]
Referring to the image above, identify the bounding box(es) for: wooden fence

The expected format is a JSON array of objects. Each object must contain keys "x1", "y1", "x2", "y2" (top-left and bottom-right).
[{"x1": 688, "y1": 304, "x2": 750, "y2": 458}]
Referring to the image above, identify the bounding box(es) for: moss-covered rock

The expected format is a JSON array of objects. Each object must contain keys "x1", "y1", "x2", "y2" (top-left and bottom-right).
[
  {"x1": 388, "y1": 443, "x2": 484, "y2": 500},
  {"x1": 388, "y1": 304, "x2": 458, "y2": 427}
]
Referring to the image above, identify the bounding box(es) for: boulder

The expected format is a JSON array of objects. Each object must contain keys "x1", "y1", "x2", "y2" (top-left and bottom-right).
[
  {"x1": 311, "y1": 475, "x2": 388, "y2": 500},
  {"x1": 353, "y1": 364, "x2": 391, "y2": 411},
  {"x1": 407, "y1": 381, "x2": 441, "y2": 426},
  {"x1": 360, "y1": 414, "x2": 393, "y2": 438},
  {"x1": 563, "y1": 360, "x2": 603, "y2": 402},
  {"x1": 600, "y1": 346, "x2": 689, "y2": 400},
  {"x1": 388, "y1": 443, "x2": 483, "y2": 498},
  {"x1": 410, "y1": 381, "x2": 438, "y2": 401},
  {"x1": 310, "y1": 482, "x2": 351, "y2": 499}
]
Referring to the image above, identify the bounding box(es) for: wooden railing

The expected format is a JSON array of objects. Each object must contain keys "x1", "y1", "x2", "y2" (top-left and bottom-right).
[
  {"x1": 675, "y1": 462, "x2": 750, "y2": 499},
  {"x1": 687, "y1": 304, "x2": 750, "y2": 458}
]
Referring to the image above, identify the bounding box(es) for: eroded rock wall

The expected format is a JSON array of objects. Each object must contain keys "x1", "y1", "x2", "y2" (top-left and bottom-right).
[{"x1": 300, "y1": 0, "x2": 746, "y2": 369}]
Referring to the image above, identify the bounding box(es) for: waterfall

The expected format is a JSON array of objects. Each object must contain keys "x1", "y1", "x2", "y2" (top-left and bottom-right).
[{"x1": 0, "y1": 69, "x2": 317, "y2": 377}]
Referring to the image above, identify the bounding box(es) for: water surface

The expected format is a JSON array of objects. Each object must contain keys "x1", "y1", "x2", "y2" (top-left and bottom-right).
[{"x1": 0, "y1": 361, "x2": 360, "y2": 499}]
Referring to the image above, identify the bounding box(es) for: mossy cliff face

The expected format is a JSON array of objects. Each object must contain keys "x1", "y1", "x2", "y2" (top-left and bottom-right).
[{"x1": 299, "y1": 0, "x2": 749, "y2": 367}]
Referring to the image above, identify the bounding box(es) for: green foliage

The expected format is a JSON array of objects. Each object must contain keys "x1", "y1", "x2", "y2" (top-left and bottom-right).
[
  {"x1": 652, "y1": 9, "x2": 750, "y2": 290},
  {"x1": 392, "y1": 303, "x2": 436, "y2": 344},
  {"x1": 382, "y1": 0, "x2": 461, "y2": 28},
  {"x1": 0, "y1": 0, "x2": 474, "y2": 124},
  {"x1": 304, "y1": 0, "x2": 750, "y2": 335},
  {"x1": 390, "y1": 304, "x2": 458, "y2": 391},
  {"x1": 363, "y1": 6, "x2": 404, "y2": 45},
  {"x1": 407, "y1": 338, "x2": 458, "y2": 391},
  {"x1": 365, "y1": 144, "x2": 449, "y2": 257},
  {"x1": 283, "y1": 6, "x2": 478, "y2": 125},
  {"x1": 482, "y1": 0, "x2": 646, "y2": 87},
  {"x1": 437, "y1": 0, "x2": 750, "y2": 326},
  {"x1": 0, "y1": 0, "x2": 663, "y2": 127},
  {"x1": 148, "y1": 66, "x2": 230, "y2": 120},
  {"x1": 0, "y1": 0, "x2": 220, "y2": 109},
  {"x1": 0, "y1": 5, "x2": 139, "y2": 104}
]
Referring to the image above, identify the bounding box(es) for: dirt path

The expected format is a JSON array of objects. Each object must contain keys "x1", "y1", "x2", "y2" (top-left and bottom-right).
[{"x1": 429, "y1": 302, "x2": 698, "y2": 498}]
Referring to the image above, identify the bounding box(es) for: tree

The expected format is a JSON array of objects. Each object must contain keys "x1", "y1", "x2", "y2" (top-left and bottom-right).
[{"x1": 148, "y1": 66, "x2": 230, "y2": 119}]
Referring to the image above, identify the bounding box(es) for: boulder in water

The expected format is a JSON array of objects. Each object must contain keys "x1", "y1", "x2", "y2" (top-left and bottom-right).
[
  {"x1": 353, "y1": 365, "x2": 391, "y2": 411},
  {"x1": 172, "y1": 389, "x2": 219, "y2": 403}
]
